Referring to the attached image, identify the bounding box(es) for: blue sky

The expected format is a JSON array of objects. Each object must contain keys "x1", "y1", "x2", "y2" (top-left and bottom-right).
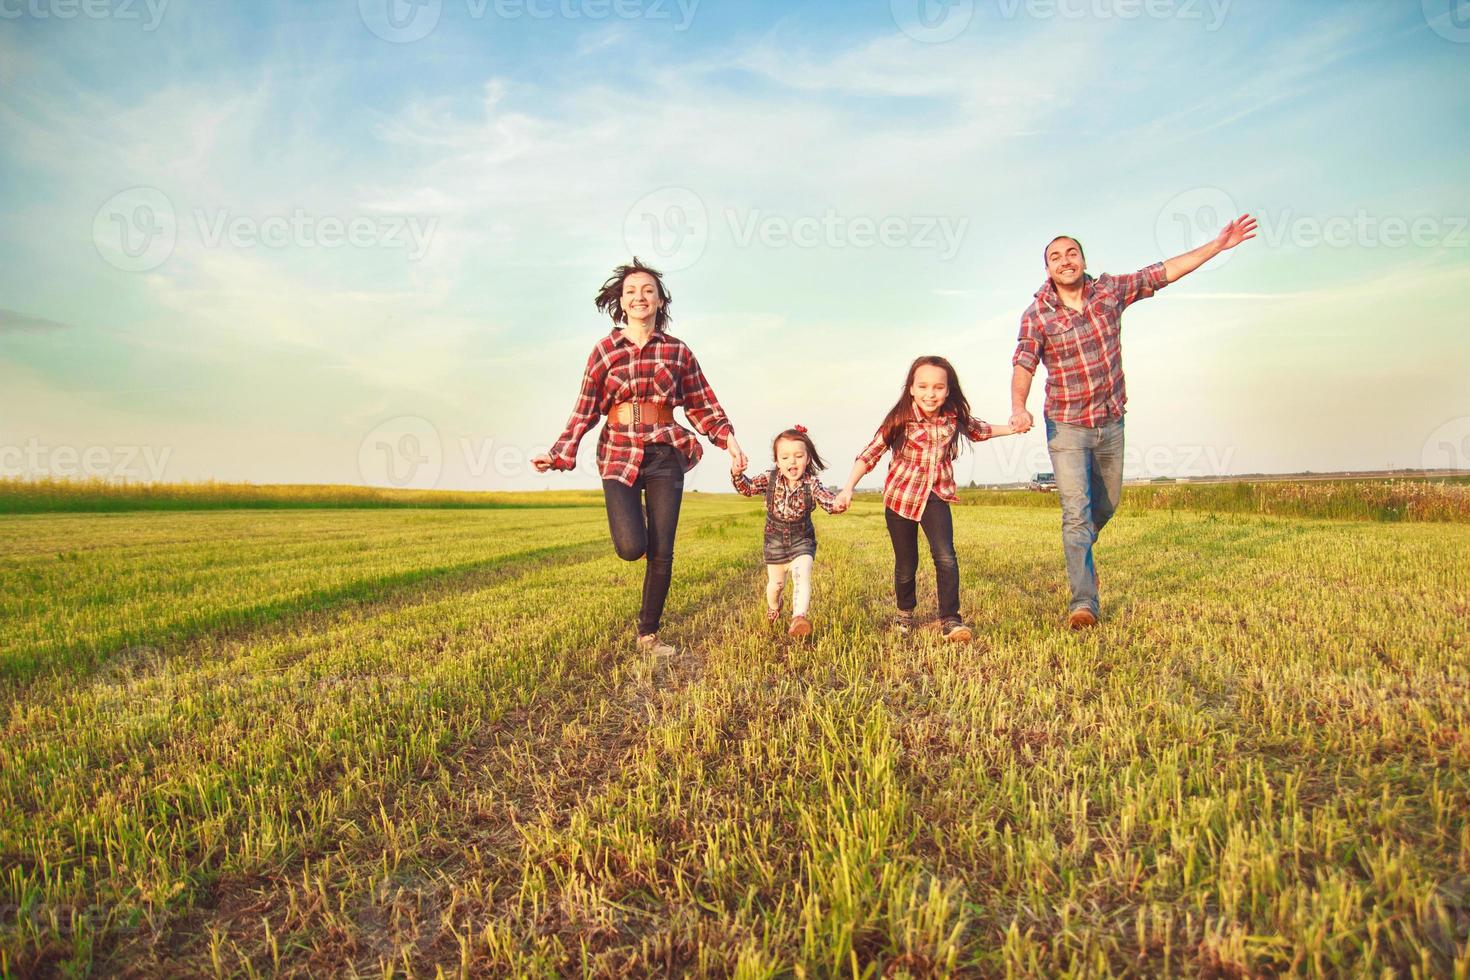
[{"x1": 2, "y1": 0, "x2": 1468, "y2": 491}]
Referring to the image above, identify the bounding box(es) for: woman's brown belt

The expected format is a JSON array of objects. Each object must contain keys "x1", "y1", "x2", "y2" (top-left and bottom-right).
[{"x1": 608, "y1": 401, "x2": 674, "y2": 426}]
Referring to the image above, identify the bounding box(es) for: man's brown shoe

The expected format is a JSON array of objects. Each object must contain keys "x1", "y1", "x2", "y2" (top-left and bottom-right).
[
  {"x1": 941, "y1": 619, "x2": 973, "y2": 643},
  {"x1": 788, "y1": 615, "x2": 812, "y2": 638},
  {"x1": 1067, "y1": 608, "x2": 1098, "y2": 631}
]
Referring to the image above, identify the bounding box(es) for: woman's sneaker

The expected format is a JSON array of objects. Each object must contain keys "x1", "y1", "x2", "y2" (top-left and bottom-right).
[
  {"x1": 941, "y1": 618, "x2": 973, "y2": 642},
  {"x1": 637, "y1": 633, "x2": 676, "y2": 657},
  {"x1": 894, "y1": 611, "x2": 916, "y2": 636}
]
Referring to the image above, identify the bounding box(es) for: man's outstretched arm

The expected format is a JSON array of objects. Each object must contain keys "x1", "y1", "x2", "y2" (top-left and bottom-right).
[{"x1": 1163, "y1": 213, "x2": 1257, "y2": 283}]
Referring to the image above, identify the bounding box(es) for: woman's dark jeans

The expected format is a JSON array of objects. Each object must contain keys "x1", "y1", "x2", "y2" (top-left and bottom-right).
[
  {"x1": 603, "y1": 443, "x2": 685, "y2": 636},
  {"x1": 885, "y1": 494, "x2": 961, "y2": 622}
]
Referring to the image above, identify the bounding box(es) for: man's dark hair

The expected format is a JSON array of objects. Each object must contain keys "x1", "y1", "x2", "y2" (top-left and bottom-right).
[{"x1": 1044, "y1": 235, "x2": 1086, "y2": 266}]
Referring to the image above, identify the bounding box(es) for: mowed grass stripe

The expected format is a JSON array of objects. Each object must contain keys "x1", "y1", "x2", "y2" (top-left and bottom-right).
[
  {"x1": 0, "y1": 508, "x2": 627, "y2": 687},
  {"x1": 0, "y1": 505, "x2": 768, "y2": 977}
]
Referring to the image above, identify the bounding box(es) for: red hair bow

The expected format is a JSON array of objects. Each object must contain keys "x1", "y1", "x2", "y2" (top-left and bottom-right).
[{"x1": 794, "y1": 424, "x2": 808, "y2": 433}]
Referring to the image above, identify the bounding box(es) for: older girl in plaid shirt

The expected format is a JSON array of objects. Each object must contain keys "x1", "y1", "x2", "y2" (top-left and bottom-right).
[
  {"x1": 834, "y1": 356, "x2": 1017, "y2": 642},
  {"x1": 731, "y1": 426, "x2": 846, "y2": 638}
]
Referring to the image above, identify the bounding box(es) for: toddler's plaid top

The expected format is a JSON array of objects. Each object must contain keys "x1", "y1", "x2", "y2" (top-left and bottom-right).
[
  {"x1": 1012, "y1": 263, "x2": 1168, "y2": 426},
  {"x1": 856, "y1": 406, "x2": 993, "y2": 521},
  {"x1": 732, "y1": 468, "x2": 839, "y2": 520},
  {"x1": 548, "y1": 328, "x2": 734, "y2": 485}
]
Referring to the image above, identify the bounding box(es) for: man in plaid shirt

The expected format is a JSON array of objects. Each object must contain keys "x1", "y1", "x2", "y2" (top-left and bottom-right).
[{"x1": 1010, "y1": 214, "x2": 1257, "y2": 629}]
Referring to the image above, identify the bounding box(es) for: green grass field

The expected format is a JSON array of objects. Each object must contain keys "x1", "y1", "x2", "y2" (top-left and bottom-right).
[{"x1": 2, "y1": 485, "x2": 1468, "y2": 977}]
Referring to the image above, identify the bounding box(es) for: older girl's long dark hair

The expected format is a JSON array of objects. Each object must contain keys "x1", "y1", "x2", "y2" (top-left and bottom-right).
[
  {"x1": 594, "y1": 257, "x2": 672, "y2": 330},
  {"x1": 876, "y1": 356, "x2": 974, "y2": 460}
]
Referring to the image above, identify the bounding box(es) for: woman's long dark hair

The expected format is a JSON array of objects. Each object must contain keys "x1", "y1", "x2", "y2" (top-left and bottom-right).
[
  {"x1": 876, "y1": 356, "x2": 974, "y2": 460},
  {"x1": 771, "y1": 428, "x2": 827, "y2": 473},
  {"x1": 595, "y1": 257, "x2": 672, "y2": 330}
]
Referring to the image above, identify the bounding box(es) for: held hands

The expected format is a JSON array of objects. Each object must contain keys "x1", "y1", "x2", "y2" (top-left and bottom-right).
[
  {"x1": 833, "y1": 488, "x2": 854, "y2": 513},
  {"x1": 726, "y1": 436, "x2": 748, "y2": 475},
  {"x1": 1009, "y1": 408, "x2": 1034, "y2": 434},
  {"x1": 531, "y1": 454, "x2": 554, "y2": 473},
  {"x1": 1214, "y1": 213, "x2": 1258, "y2": 253}
]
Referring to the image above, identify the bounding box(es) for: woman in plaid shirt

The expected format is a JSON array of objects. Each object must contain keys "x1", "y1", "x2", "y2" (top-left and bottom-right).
[
  {"x1": 532, "y1": 258, "x2": 746, "y2": 657},
  {"x1": 834, "y1": 356, "x2": 1018, "y2": 642}
]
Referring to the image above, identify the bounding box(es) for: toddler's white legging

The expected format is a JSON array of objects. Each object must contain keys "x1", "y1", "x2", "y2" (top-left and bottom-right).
[{"x1": 766, "y1": 554, "x2": 814, "y2": 617}]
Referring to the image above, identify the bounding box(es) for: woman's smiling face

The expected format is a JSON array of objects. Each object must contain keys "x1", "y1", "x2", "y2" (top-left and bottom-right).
[
  {"x1": 910, "y1": 364, "x2": 950, "y2": 416},
  {"x1": 620, "y1": 272, "x2": 662, "y2": 323}
]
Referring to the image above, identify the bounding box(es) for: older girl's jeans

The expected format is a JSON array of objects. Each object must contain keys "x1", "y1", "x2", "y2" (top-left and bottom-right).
[
  {"x1": 1045, "y1": 416, "x2": 1125, "y2": 616},
  {"x1": 603, "y1": 443, "x2": 685, "y2": 636},
  {"x1": 885, "y1": 494, "x2": 961, "y2": 622}
]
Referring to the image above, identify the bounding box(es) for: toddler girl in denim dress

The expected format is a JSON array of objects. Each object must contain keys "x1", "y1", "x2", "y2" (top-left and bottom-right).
[{"x1": 731, "y1": 426, "x2": 845, "y2": 637}]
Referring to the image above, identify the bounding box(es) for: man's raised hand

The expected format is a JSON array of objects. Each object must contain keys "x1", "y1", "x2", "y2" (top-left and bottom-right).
[{"x1": 1215, "y1": 214, "x2": 1258, "y2": 253}]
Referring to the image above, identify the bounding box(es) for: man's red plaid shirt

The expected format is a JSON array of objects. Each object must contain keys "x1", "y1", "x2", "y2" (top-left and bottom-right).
[
  {"x1": 548, "y1": 328, "x2": 734, "y2": 486},
  {"x1": 1012, "y1": 263, "x2": 1168, "y2": 427},
  {"x1": 856, "y1": 406, "x2": 993, "y2": 522}
]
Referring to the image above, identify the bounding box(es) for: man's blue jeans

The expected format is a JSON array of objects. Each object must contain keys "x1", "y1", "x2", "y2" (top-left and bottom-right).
[{"x1": 1045, "y1": 416, "x2": 1125, "y2": 616}]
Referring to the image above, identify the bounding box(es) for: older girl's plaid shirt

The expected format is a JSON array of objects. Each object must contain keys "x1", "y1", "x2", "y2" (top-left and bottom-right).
[{"x1": 856, "y1": 406, "x2": 993, "y2": 521}]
